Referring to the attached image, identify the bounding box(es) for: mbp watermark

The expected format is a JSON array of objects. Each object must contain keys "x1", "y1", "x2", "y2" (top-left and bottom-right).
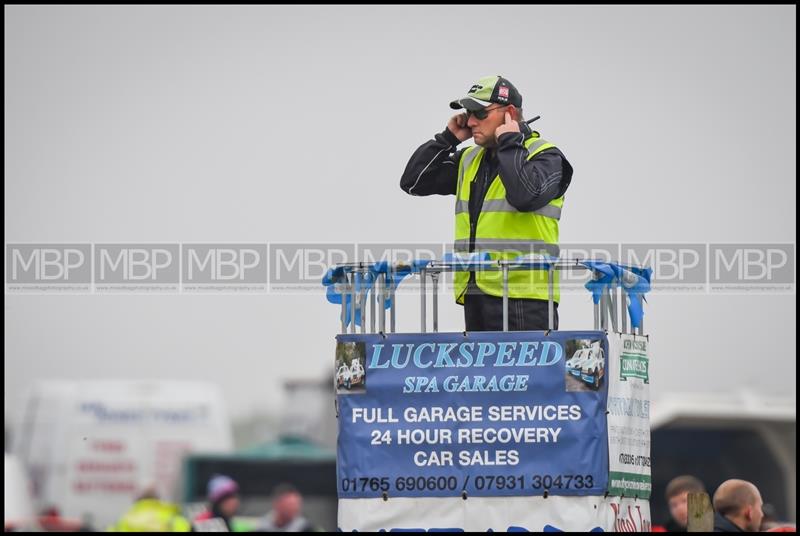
[
  {"x1": 357, "y1": 243, "x2": 446, "y2": 294},
  {"x1": 621, "y1": 243, "x2": 707, "y2": 293},
  {"x1": 269, "y1": 243, "x2": 356, "y2": 292},
  {"x1": 710, "y1": 244, "x2": 794, "y2": 293},
  {"x1": 559, "y1": 243, "x2": 620, "y2": 295},
  {"x1": 6, "y1": 244, "x2": 92, "y2": 293},
  {"x1": 94, "y1": 244, "x2": 179, "y2": 293},
  {"x1": 182, "y1": 244, "x2": 267, "y2": 292}
]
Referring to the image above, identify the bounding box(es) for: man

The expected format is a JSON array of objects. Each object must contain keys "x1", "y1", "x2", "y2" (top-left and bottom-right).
[
  {"x1": 256, "y1": 483, "x2": 318, "y2": 532},
  {"x1": 400, "y1": 75, "x2": 573, "y2": 331},
  {"x1": 657, "y1": 475, "x2": 707, "y2": 532},
  {"x1": 712, "y1": 479, "x2": 765, "y2": 532}
]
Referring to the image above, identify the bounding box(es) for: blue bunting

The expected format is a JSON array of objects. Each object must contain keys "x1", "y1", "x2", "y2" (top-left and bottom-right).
[
  {"x1": 613, "y1": 265, "x2": 652, "y2": 329},
  {"x1": 580, "y1": 260, "x2": 617, "y2": 305},
  {"x1": 580, "y1": 261, "x2": 652, "y2": 329},
  {"x1": 322, "y1": 259, "x2": 434, "y2": 327},
  {"x1": 325, "y1": 258, "x2": 652, "y2": 330},
  {"x1": 374, "y1": 259, "x2": 433, "y2": 311},
  {"x1": 322, "y1": 266, "x2": 368, "y2": 327}
]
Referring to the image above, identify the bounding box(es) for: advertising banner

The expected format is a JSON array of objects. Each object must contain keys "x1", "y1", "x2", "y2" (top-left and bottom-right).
[
  {"x1": 607, "y1": 333, "x2": 652, "y2": 498},
  {"x1": 335, "y1": 331, "x2": 609, "y2": 500}
]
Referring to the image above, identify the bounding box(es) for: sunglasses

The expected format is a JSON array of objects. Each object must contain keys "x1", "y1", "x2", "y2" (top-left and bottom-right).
[{"x1": 466, "y1": 105, "x2": 508, "y2": 120}]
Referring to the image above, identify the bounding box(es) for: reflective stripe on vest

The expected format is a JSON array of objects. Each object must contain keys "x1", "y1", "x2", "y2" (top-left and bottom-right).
[
  {"x1": 453, "y1": 238, "x2": 561, "y2": 258},
  {"x1": 454, "y1": 199, "x2": 562, "y2": 220}
]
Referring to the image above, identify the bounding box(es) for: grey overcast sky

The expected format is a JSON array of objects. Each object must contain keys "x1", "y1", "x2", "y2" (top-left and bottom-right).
[{"x1": 4, "y1": 6, "x2": 796, "y2": 425}]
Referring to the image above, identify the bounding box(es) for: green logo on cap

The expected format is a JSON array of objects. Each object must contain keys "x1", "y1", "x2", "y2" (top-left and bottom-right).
[{"x1": 466, "y1": 75, "x2": 499, "y2": 102}]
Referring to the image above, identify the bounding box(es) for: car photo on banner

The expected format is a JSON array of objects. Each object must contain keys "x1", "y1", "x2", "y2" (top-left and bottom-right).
[
  {"x1": 335, "y1": 341, "x2": 367, "y2": 395},
  {"x1": 565, "y1": 339, "x2": 605, "y2": 392}
]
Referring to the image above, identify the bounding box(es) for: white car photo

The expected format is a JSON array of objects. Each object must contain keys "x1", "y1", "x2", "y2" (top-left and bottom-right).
[
  {"x1": 566, "y1": 348, "x2": 591, "y2": 377},
  {"x1": 336, "y1": 364, "x2": 353, "y2": 390},
  {"x1": 580, "y1": 345, "x2": 605, "y2": 390},
  {"x1": 349, "y1": 359, "x2": 365, "y2": 387}
]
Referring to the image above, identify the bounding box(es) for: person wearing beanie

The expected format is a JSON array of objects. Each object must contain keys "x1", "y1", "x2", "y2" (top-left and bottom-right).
[{"x1": 193, "y1": 474, "x2": 241, "y2": 531}]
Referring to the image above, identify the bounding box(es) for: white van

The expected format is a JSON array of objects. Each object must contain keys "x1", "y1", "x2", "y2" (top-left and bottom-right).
[{"x1": 13, "y1": 380, "x2": 233, "y2": 530}]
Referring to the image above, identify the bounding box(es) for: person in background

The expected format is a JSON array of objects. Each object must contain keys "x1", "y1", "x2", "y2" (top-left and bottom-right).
[
  {"x1": 107, "y1": 483, "x2": 191, "y2": 532},
  {"x1": 256, "y1": 483, "x2": 318, "y2": 532},
  {"x1": 712, "y1": 479, "x2": 765, "y2": 532},
  {"x1": 761, "y1": 503, "x2": 781, "y2": 531},
  {"x1": 760, "y1": 503, "x2": 797, "y2": 532},
  {"x1": 193, "y1": 474, "x2": 243, "y2": 532},
  {"x1": 761, "y1": 503, "x2": 797, "y2": 532},
  {"x1": 656, "y1": 475, "x2": 707, "y2": 532}
]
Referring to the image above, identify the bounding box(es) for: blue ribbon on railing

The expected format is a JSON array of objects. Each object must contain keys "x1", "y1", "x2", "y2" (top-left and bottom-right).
[
  {"x1": 580, "y1": 261, "x2": 652, "y2": 329},
  {"x1": 325, "y1": 258, "x2": 652, "y2": 329},
  {"x1": 322, "y1": 267, "x2": 347, "y2": 311},
  {"x1": 322, "y1": 267, "x2": 372, "y2": 327},
  {"x1": 370, "y1": 259, "x2": 431, "y2": 311},
  {"x1": 322, "y1": 259, "x2": 435, "y2": 327},
  {"x1": 611, "y1": 265, "x2": 652, "y2": 329},
  {"x1": 580, "y1": 260, "x2": 617, "y2": 305}
]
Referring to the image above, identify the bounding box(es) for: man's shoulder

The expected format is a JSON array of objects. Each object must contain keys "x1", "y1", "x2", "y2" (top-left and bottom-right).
[{"x1": 713, "y1": 512, "x2": 744, "y2": 532}]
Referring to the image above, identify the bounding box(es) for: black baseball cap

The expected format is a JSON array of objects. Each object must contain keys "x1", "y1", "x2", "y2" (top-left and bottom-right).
[{"x1": 450, "y1": 75, "x2": 523, "y2": 111}]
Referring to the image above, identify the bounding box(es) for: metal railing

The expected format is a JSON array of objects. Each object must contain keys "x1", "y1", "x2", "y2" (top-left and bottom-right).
[{"x1": 327, "y1": 257, "x2": 648, "y2": 335}]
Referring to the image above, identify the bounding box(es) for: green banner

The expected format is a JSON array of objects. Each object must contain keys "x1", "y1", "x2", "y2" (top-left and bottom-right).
[
  {"x1": 619, "y1": 354, "x2": 649, "y2": 383},
  {"x1": 608, "y1": 471, "x2": 652, "y2": 497}
]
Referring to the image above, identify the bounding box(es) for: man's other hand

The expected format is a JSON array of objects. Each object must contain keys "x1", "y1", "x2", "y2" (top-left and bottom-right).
[
  {"x1": 447, "y1": 113, "x2": 472, "y2": 142},
  {"x1": 495, "y1": 112, "x2": 521, "y2": 138}
]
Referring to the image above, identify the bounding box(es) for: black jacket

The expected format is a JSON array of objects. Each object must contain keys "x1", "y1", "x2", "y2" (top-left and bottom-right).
[
  {"x1": 400, "y1": 125, "x2": 573, "y2": 253},
  {"x1": 714, "y1": 512, "x2": 745, "y2": 532},
  {"x1": 660, "y1": 517, "x2": 688, "y2": 532}
]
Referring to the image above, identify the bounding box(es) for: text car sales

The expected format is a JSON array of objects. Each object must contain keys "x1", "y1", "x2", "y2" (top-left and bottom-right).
[{"x1": 414, "y1": 449, "x2": 519, "y2": 467}]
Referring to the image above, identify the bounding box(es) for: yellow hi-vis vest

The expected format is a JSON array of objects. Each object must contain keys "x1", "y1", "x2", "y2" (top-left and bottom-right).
[
  {"x1": 107, "y1": 499, "x2": 192, "y2": 532},
  {"x1": 454, "y1": 133, "x2": 563, "y2": 304}
]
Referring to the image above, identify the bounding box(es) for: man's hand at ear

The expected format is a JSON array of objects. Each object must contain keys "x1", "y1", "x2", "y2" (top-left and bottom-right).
[{"x1": 495, "y1": 111, "x2": 521, "y2": 138}]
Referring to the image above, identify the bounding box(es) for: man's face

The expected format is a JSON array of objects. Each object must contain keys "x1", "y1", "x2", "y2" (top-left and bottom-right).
[
  {"x1": 274, "y1": 492, "x2": 302, "y2": 526},
  {"x1": 668, "y1": 491, "x2": 690, "y2": 528},
  {"x1": 745, "y1": 492, "x2": 765, "y2": 532},
  {"x1": 466, "y1": 105, "x2": 509, "y2": 147}
]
